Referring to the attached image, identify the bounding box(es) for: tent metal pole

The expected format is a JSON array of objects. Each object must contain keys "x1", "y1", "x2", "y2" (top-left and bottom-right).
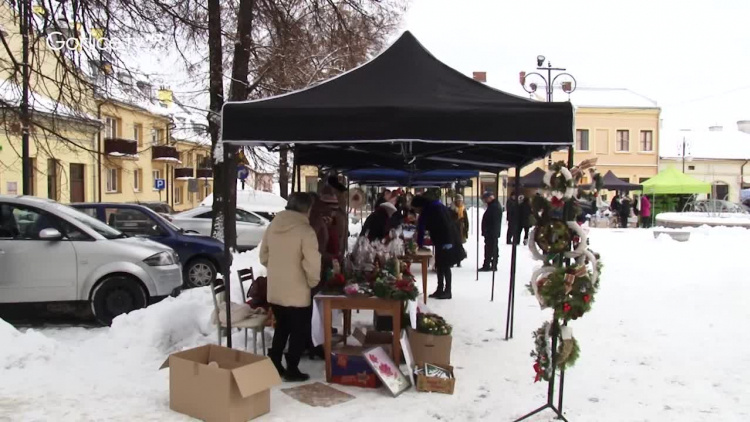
[
  {"x1": 491, "y1": 172, "x2": 500, "y2": 301},
  {"x1": 476, "y1": 176, "x2": 479, "y2": 282},
  {"x1": 290, "y1": 157, "x2": 297, "y2": 194},
  {"x1": 505, "y1": 166, "x2": 521, "y2": 339},
  {"x1": 297, "y1": 165, "x2": 302, "y2": 192}
]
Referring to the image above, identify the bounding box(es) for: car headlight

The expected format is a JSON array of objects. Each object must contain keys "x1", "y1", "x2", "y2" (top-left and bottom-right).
[{"x1": 144, "y1": 251, "x2": 177, "y2": 266}]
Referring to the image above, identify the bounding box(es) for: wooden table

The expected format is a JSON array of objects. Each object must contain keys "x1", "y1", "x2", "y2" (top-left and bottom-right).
[
  {"x1": 402, "y1": 249, "x2": 433, "y2": 303},
  {"x1": 321, "y1": 296, "x2": 403, "y2": 382}
]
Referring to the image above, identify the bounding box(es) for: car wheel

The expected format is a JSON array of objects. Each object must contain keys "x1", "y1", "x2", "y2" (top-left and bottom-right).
[
  {"x1": 91, "y1": 275, "x2": 147, "y2": 326},
  {"x1": 184, "y1": 258, "x2": 217, "y2": 288}
]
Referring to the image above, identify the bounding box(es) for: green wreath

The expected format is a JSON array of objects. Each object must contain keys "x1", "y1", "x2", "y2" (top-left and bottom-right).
[
  {"x1": 529, "y1": 264, "x2": 599, "y2": 322},
  {"x1": 534, "y1": 220, "x2": 572, "y2": 255}
]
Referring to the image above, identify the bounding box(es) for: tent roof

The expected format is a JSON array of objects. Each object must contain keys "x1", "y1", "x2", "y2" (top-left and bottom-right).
[
  {"x1": 641, "y1": 167, "x2": 711, "y2": 195},
  {"x1": 221, "y1": 31, "x2": 573, "y2": 170},
  {"x1": 600, "y1": 170, "x2": 643, "y2": 191},
  {"x1": 520, "y1": 167, "x2": 547, "y2": 188}
]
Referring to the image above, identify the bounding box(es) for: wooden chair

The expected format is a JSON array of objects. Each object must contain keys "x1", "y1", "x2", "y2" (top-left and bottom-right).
[
  {"x1": 237, "y1": 268, "x2": 254, "y2": 302},
  {"x1": 210, "y1": 277, "x2": 267, "y2": 354}
]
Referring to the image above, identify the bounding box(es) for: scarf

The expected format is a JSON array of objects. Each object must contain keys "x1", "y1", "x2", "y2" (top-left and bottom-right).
[{"x1": 454, "y1": 204, "x2": 466, "y2": 219}]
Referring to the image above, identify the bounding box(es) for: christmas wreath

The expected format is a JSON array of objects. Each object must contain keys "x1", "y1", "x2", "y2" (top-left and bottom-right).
[
  {"x1": 533, "y1": 220, "x2": 572, "y2": 255},
  {"x1": 528, "y1": 264, "x2": 599, "y2": 321},
  {"x1": 531, "y1": 323, "x2": 581, "y2": 382}
]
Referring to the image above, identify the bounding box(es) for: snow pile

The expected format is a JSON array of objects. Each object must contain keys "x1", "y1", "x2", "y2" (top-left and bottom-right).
[
  {"x1": 226, "y1": 248, "x2": 267, "y2": 303},
  {"x1": 108, "y1": 288, "x2": 215, "y2": 357},
  {"x1": 0, "y1": 318, "x2": 57, "y2": 369}
]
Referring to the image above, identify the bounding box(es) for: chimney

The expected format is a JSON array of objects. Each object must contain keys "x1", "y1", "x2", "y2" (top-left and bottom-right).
[
  {"x1": 708, "y1": 125, "x2": 723, "y2": 132},
  {"x1": 472, "y1": 71, "x2": 487, "y2": 83},
  {"x1": 737, "y1": 120, "x2": 750, "y2": 134}
]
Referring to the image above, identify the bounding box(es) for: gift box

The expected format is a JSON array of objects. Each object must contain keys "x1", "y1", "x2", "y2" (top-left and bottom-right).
[{"x1": 331, "y1": 346, "x2": 381, "y2": 389}]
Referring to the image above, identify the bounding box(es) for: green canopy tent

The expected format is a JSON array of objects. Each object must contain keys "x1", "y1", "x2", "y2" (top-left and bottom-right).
[
  {"x1": 641, "y1": 167, "x2": 711, "y2": 218},
  {"x1": 641, "y1": 167, "x2": 711, "y2": 194}
]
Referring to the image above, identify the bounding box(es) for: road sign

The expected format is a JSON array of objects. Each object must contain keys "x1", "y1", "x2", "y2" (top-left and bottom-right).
[
  {"x1": 237, "y1": 165, "x2": 249, "y2": 180},
  {"x1": 154, "y1": 178, "x2": 166, "y2": 190}
]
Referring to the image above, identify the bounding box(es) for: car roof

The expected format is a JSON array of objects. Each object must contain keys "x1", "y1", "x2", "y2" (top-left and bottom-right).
[{"x1": 71, "y1": 202, "x2": 158, "y2": 213}]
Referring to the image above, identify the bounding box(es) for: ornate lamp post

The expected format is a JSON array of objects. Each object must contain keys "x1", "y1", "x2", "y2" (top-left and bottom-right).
[{"x1": 519, "y1": 56, "x2": 577, "y2": 165}]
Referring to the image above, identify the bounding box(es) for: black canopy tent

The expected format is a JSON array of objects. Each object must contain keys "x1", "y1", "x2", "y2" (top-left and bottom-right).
[
  {"x1": 520, "y1": 167, "x2": 548, "y2": 188},
  {"x1": 218, "y1": 31, "x2": 574, "y2": 348},
  {"x1": 599, "y1": 170, "x2": 642, "y2": 191}
]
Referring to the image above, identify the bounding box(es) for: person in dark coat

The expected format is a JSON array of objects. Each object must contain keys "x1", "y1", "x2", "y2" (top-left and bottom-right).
[
  {"x1": 360, "y1": 202, "x2": 397, "y2": 241},
  {"x1": 411, "y1": 195, "x2": 466, "y2": 300},
  {"x1": 619, "y1": 195, "x2": 632, "y2": 228},
  {"x1": 480, "y1": 191, "x2": 503, "y2": 272},
  {"x1": 519, "y1": 195, "x2": 533, "y2": 245},
  {"x1": 506, "y1": 192, "x2": 519, "y2": 245}
]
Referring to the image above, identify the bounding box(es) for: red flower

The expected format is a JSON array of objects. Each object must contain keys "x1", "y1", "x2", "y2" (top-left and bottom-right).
[
  {"x1": 379, "y1": 363, "x2": 394, "y2": 377},
  {"x1": 583, "y1": 295, "x2": 591, "y2": 303},
  {"x1": 368, "y1": 354, "x2": 379, "y2": 364},
  {"x1": 563, "y1": 303, "x2": 571, "y2": 312},
  {"x1": 551, "y1": 197, "x2": 564, "y2": 208},
  {"x1": 331, "y1": 274, "x2": 345, "y2": 286},
  {"x1": 533, "y1": 362, "x2": 543, "y2": 383}
]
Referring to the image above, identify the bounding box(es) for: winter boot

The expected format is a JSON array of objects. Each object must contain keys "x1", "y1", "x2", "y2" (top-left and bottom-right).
[
  {"x1": 429, "y1": 288, "x2": 444, "y2": 298},
  {"x1": 284, "y1": 353, "x2": 310, "y2": 382}
]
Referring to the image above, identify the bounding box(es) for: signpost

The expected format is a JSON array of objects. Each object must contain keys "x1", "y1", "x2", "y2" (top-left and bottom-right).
[
  {"x1": 237, "y1": 165, "x2": 249, "y2": 190},
  {"x1": 154, "y1": 178, "x2": 165, "y2": 201}
]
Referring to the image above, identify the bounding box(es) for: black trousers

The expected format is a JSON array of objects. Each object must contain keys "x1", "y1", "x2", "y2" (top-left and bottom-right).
[
  {"x1": 620, "y1": 214, "x2": 629, "y2": 228},
  {"x1": 434, "y1": 248, "x2": 453, "y2": 293},
  {"x1": 483, "y1": 236, "x2": 499, "y2": 269},
  {"x1": 270, "y1": 304, "x2": 311, "y2": 371},
  {"x1": 641, "y1": 216, "x2": 652, "y2": 228},
  {"x1": 506, "y1": 223, "x2": 520, "y2": 244},
  {"x1": 521, "y1": 226, "x2": 530, "y2": 242}
]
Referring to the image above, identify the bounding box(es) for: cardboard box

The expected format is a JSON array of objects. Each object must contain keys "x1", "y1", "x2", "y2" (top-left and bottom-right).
[
  {"x1": 414, "y1": 361, "x2": 455, "y2": 395},
  {"x1": 331, "y1": 346, "x2": 381, "y2": 389},
  {"x1": 160, "y1": 344, "x2": 281, "y2": 422},
  {"x1": 407, "y1": 327, "x2": 452, "y2": 366}
]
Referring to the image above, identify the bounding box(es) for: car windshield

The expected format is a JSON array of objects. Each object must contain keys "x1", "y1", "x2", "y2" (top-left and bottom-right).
[
  {"x1": 52, "y1": 203, "x2": 126, "y2": 239},
  {"x1": 156, "y1": 213, "x2": 183, "y2": 232}
]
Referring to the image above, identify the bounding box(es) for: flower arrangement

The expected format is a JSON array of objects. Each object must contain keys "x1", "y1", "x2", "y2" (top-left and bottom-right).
[{"x1": 417, "y1": 313, "x2": 452, "y2": 336}]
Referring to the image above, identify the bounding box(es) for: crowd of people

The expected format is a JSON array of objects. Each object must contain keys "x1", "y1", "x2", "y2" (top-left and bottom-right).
[
  {"x1": 609, "y1": 192, "x2": 652, "y2": 228},
  {"x1": 258, "y1": 179, "x2": 655, "y2": 383}
]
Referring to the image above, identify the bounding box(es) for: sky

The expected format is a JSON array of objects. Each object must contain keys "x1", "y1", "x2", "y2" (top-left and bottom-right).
[{"x1": 402, "y1": 0, "x2": 750, "y2": 131}]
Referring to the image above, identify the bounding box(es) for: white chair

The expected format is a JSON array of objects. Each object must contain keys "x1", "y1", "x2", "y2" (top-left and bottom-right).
[{"x1": 210, "y1": 277, "x2": 267, "y2": 354}]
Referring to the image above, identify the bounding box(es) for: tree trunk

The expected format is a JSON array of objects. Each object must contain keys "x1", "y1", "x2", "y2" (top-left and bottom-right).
[
  {"x1": 208, "y1": 0, "x2": 224, "y2": 240},
  {"x1": 279, "y1": 145, "x2": 289, "y2": 199}
]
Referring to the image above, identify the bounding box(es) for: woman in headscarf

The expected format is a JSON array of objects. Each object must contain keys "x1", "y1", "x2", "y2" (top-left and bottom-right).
[{"x1": 449, "y1": 194, "x2": 469, "y2": 267}]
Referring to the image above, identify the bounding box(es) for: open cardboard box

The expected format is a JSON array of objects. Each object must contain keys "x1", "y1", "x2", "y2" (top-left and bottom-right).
[
  {"x1": 407, "y1": 327, "x2": 452, "y2": 366},
  {"x1": 414, "y1": 361, "x2": 455, "y2": 395},
  {"x1": 160, "y1": 344, "x2": 281, "y2": 422}
]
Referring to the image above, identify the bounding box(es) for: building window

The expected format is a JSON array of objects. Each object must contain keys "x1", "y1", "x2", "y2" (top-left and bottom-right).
[
  {"x1": 616, "y1": 130, "x2": 630, "y2": 152},
  {"x1": 639, "y1": 177, "x2": 650, "y2": 184},
  {"x1": 174, "y1": 185, "x2": 183, "y2": 204},
  {"x1": 133, "y1": 169, "x2": 141, "y2": 192},
  {"x1": 182, "y1": 152, "x2": 194, "y2": 167},
  {"x1": 640, "y1": 130, "x2": 653, "y2": 152},
  {"x1": 29, "y1": 157, "x2": 36, "y2": 196},
  {"x1": 576, "y1": 129, "x2": 590, "y2": 151},
  {"x1": 305, "y1": 176, "x2": 318, "y2": 192},
  {"x1": 47, "y1": 159, "x2": 59, "y2": 201},
  {"x1": 151, "y1": 128, "x2": 164, "y2": 145},
  {"x1": 104, "y1": 116, "x2": 118, "y2": 138},
  {"x1": 204, "y1": 182, "x2": 211, "y2": 199},
  {"x1": 134, "y1": 124, "x2": 143, "y2": 146},
  {"x1": 688, "y1": 165, "x2": 695, "y2": 171},
  {"x1": 106, "y1": 168, "x2": 119, "y2": 193}
]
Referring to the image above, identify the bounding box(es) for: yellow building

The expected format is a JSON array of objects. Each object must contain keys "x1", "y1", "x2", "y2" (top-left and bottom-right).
[{"x1": 1, "y1": 3, "x2": 212, "y2": 209}]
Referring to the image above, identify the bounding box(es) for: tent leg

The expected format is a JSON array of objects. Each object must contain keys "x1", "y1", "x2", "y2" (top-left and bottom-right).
[
  {"x1": 476, "y1": 176, "x2": 480, "y2": 281},
  {"x1": 505, "y1": 166, "x2": 521, "y2": 339}
]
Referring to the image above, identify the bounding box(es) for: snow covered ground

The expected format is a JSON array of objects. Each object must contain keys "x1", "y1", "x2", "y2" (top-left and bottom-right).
[{"x1": 2, "y1": 211, "x2": 750, "y2": 421}]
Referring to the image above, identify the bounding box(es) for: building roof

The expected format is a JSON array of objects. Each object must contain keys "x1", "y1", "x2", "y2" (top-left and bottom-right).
[
  {"x1": 555, "y1": 87, "x2": 659, "y2": 109},
  {"x1": 660, "y1": 128, "x2": 750, "y2": 160},
  {"x1": 0, "y1": 78, "x2": 99, "y2": 124}
]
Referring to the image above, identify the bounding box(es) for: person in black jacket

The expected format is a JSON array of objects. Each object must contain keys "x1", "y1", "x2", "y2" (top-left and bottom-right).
[
  {"x1": 506, "y1": 192, "x2": 519, "y2": 245},
  {"x1": 519, "y1": 195, "x2": 533, "y2": 245},
  {"x1": 361, "y1": 202, "x2": 397, "y2": 241},
  {"x1": 412, "y1": 195, "x2": 466, "y2": 299},
  {"x1": 480, "y1": 191, "x2": 503, "y2": 271},
  {"x1": 619, "y1": 195, "x2": 632, "y2": 228}
]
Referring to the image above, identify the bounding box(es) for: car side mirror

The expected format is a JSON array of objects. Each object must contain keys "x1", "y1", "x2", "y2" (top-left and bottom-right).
[{"x1": 39, "y1": 228, "x2": 63, "y2": 240}]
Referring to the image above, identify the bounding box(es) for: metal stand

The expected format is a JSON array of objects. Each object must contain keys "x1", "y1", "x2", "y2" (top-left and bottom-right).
[
  {"x1": 514, "y1": 319, "x2": 568, "y2": 422},
  {"x1": 490, "y1": 172, "x2": 500, "y2": 301},
  {"x1": 505, "y1": 165, "x2": 521, "y2": 339}
]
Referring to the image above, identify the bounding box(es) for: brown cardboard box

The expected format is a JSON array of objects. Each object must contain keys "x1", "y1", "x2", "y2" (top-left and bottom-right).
[
  {"x1": 414, "y1": 361, "x2": 455, "y2": 395},
  {"x1": 160, "y1": 344, "x2": 281, "y2": 422},
  {"x1": 407, "y1": 327, "x2": 452, "y2": 366}
]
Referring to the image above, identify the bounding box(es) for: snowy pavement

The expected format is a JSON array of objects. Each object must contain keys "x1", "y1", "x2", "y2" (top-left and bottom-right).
[{"x1": 2, "y1": 218, "x2": 750, "y2": 421}]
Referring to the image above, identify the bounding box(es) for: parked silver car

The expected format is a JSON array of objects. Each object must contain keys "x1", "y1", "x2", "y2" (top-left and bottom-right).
[
  {"x1": 0, "y1": 196, "x2": 182, "y2": 325},
  {"x1": 171, "y1": 206, "x2": 269, "y2": 250}
]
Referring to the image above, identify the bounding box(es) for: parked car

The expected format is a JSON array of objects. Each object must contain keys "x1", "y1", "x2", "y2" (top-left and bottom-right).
[
  {"x1": 172, "y1": 206, "x2": 269, "y2": 250},
  {"x1": 0, "y1": 196, "x2": 182, "y2": 325},
  {"x1": 129, "y1": 201, "x2": 175, "y2": 221},
  {"x1": 72, "y1": 203, "x2": 224, "y2": 288}
]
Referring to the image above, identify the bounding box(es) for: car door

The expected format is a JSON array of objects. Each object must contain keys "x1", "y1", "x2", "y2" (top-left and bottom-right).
[
  {"x1": 0, "y1": 203, "x2": 79, "y2": 303},
  {"x1": 235, "y1": 209, "x2": 266, "y2": 249},
  {"x1": 173, "y1": 211, "x2": 213, "y2": 236}
]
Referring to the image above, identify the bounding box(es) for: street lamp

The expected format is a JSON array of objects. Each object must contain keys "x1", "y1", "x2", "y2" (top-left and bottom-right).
[{"x1": 519, "y1": 57, "x2": 577, "y2": 165}]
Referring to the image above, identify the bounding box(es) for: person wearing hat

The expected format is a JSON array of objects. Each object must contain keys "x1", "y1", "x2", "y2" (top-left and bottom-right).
[
  {"x1": 361, "y1": 201, "x2": 398, "y2": 242},
  {"x1": 411, "y1": 195, "x2": 466, "y2": 299},
  {"x1": 449, "y1": 194, "x2": 469, "y2": 267},
  {"x1": 480, "y1": 191, "x2": 503, "y2": 272}
]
